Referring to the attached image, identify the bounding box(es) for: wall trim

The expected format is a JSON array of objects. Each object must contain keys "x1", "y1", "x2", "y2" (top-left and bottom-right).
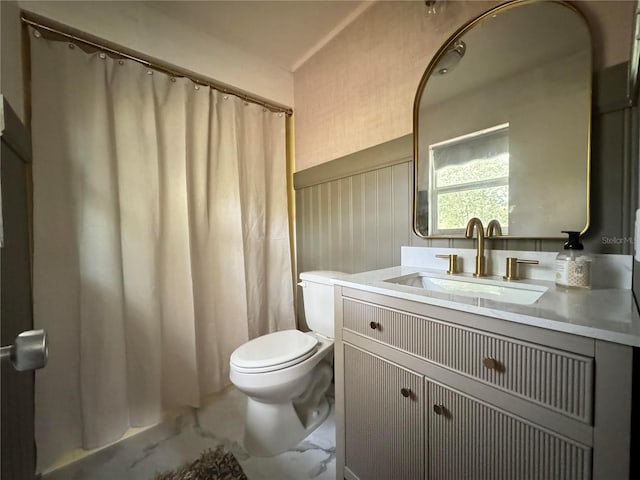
[{"x1": 294, "y1": 134, "x2": 412, "y2": 190}]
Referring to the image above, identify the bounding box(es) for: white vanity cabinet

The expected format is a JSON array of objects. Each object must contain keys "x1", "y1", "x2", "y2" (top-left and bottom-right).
[{"x1": 335, "y1": 286, "x2": 634, "y2": 480}]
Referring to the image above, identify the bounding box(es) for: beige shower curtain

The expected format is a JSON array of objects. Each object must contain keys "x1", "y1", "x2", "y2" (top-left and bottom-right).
[{"x1": 30, "y1": 33, "x2": 294, "y2": 470}]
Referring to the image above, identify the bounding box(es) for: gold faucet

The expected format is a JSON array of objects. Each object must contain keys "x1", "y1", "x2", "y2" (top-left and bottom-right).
[
  {"x1": 465, "y1": 217, "x2": 486, "y2": 277},
  {"x1": 486, "y1": 219, "x2": 502, "y2": 237}
]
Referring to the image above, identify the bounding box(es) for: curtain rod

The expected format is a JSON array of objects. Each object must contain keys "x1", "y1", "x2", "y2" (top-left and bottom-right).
[{"x1": 21, "y1": 14, "x2": 293, "y2": 116}]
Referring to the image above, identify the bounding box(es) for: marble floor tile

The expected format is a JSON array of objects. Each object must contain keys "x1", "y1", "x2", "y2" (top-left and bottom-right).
[{"x1": 43, "y1": 387, "x2": 336, "y2": 480}]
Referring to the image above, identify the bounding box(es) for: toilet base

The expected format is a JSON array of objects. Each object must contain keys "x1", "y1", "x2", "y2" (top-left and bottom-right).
[
  {"x1": 244, "y1": 396, "x2": 330, "y2": 457},
  {"x1": 243, "y1": 361, "x2": 332, "y2": 457}
]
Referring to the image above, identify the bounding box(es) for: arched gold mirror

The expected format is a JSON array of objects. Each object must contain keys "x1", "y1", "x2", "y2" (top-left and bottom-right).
[{"x1": 413, "y1": 0, "x2": 591, "y2": 238}]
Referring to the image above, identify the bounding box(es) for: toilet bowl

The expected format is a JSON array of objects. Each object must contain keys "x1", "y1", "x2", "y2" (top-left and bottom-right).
[{"x1": 229, "y1": 271, "x2": 345, "y2": 457}]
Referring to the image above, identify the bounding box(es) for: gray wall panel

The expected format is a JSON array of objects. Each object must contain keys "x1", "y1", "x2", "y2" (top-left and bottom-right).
[
  {"x1": 339, "y1": 177, "x2": 353, "y2": 272},
  {"x1": 377, "y1": 167, "x2": 394, "y2": 268},
  {"x1": 363, "y1": 170, "x2": 378, "y2": 270},
  {"x1": 351, "y1": 174, "x2": 365, "y2": 273},
  {"x1": 296, "y1": 160, "x2": 412, "y2": 276},
  {"x1": 391, "y1": 162, "x2": 411, "y2": 266},
  {"x1": 587, "y1": 109, "x2": 627, "y2": 254}
]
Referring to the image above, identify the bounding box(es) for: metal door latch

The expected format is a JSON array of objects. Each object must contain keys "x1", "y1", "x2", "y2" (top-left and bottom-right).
[{"x1": 0, "y1": 329, "x2": 48, "y2": 371}]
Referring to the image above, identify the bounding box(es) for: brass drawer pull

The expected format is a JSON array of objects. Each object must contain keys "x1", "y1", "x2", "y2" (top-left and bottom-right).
[
  {"x1": 369, "y1": 321, "x2": 380, "y2": 330},
  {"x1": 400, "y1": 387, "x2": 411, "y2": 398},
  {"x1": 483, "y1": 357, "x2": 503, "y2": 372}
]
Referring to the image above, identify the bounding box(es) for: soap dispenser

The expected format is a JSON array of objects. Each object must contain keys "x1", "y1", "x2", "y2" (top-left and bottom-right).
[{"x1": 555, "y1": 231, "x2": 592, "y2": 289}]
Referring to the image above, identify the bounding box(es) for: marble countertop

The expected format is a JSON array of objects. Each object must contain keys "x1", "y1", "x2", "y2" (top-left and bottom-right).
[{"x1": 333, "y1": 266, "x2": 640, "y2": 347}]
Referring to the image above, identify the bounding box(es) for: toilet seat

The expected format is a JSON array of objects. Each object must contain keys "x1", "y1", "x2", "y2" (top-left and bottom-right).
[
  {"x1": 231, "y1": 347, "x2": 318, "y2": 374},
  {"x1": 230, "y1": 330, "x2": 318, "y2": 373}
]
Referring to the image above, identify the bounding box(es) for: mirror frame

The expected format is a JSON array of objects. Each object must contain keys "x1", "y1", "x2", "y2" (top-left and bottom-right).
[{"x1": 412, "y1": 0, "x2": 592, "y2": 239}]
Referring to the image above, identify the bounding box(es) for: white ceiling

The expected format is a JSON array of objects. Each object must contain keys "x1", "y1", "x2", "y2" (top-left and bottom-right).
[{"x1": 143, "y1": 0, "x2": 372, "y2": 72}]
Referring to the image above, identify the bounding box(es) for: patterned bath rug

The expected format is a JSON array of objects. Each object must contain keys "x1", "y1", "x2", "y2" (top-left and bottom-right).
[{"x1": 154, "y1": 445, "x2": 248, "y2": 480}]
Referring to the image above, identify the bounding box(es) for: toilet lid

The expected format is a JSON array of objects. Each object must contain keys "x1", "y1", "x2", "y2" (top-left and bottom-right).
[{"x1": 230, "y1": 330, "x2": 319, "y2": 370}]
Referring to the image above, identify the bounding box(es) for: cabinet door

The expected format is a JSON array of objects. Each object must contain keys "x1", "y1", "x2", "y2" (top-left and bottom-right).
[
  {"x1": 426, "y1": 380, "x2": 591, "y2": 480},
  {"x1": 344, "y1": 345, "x2": 424, "y2": 480}
]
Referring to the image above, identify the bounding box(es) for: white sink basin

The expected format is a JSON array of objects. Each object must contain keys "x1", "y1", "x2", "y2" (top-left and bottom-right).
[{"x1": 384, "y1": 272, "x2": 548, "y2": 305}]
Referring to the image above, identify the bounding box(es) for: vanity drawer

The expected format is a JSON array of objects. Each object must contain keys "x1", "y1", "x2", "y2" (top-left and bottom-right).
[{"x1": 342, "y1": 298, "x2": 594, "y2": 423}]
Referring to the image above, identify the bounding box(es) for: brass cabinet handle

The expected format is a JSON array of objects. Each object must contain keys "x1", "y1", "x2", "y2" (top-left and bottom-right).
[
  {"x1": 369, "y1": 321, "x2": 380, "y2": 330},
  {"x1": 433, "y1": 404, "x2": 446, "y2": 415},
  {"x1": 400, "y1": 387, "x2": 411, "y2": 398},
  {"x1": 483, "y1": 357, "x2": 502, "y2": 371}
]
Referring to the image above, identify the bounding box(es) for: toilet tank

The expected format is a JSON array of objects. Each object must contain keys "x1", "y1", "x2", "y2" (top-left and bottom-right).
[{"x1": 299, "y1": 271, "x2": 347, "y2": 339}]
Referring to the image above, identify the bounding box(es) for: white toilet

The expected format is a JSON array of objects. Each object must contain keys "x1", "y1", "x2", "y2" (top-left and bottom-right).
[{"x1": 229, "y1": 271, "x2": 343, "y2": 457}]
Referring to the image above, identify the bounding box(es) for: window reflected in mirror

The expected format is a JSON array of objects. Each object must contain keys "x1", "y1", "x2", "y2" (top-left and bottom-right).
[{"x1": 428, "y1": 124, "x2": 509, "y2": 235}]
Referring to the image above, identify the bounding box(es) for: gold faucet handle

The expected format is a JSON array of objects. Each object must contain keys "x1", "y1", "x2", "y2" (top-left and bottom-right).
[
  {"x1": 503, "y1": 257, "x2": 539, "y2": 280},
  {"x1": 436, "y1": 254, "x2": 458, "y2": 274}
]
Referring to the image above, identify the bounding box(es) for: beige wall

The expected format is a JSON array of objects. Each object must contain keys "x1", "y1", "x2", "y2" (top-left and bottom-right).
[
  {"x1": 16, "y1": 1, "x2": 293, "y2": 107},
  {"x1": 293, "y1": 0, "x2": 637, "y2": 172},
  {"x1": 1, "y1": 0, "x2": 25, "y2": 121}
]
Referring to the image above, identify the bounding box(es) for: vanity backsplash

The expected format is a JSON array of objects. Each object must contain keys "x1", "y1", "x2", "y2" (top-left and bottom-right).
[{"x1": 401, "y1": 246, "x2": 631, "y2": 289}]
